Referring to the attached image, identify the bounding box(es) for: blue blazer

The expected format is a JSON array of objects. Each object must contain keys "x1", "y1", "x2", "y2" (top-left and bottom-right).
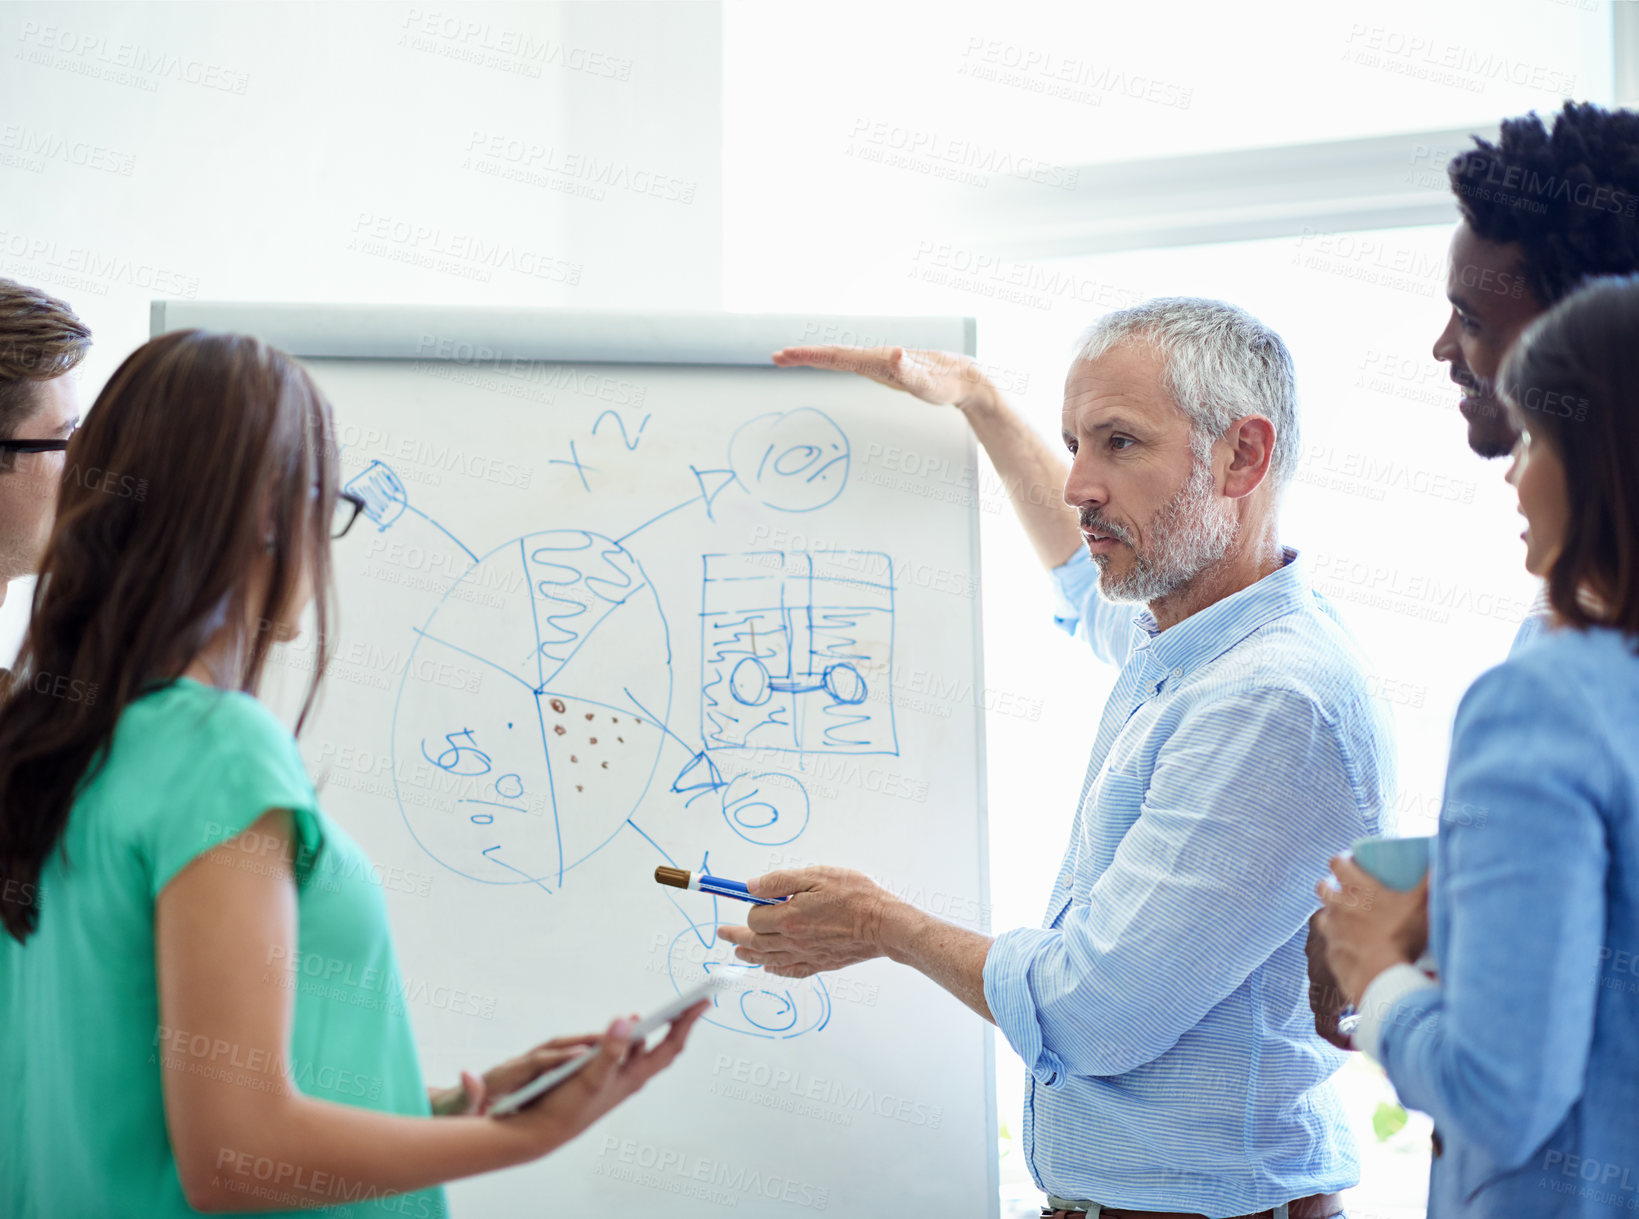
[{"x1": 1376, "y1": 626, "x2": 1639, "y2": 1216}]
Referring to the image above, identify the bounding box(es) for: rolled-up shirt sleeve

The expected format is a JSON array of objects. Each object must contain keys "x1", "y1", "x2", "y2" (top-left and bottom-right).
[
  {"x1": 1050, "y1": 548, "x2": 1133, "y2": 666},
  {"x1": 1377, "y1": 663, "x2": 1608, "y2": 1171},
  {"x1": 984, "y1": 686, "x2": 1369, "y2": 1081}
]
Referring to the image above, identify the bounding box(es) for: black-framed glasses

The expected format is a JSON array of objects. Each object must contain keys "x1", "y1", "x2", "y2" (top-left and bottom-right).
[
  {"x1": 0, "y1": 438, "x2": 71, "y2": 454},
  {"x1": 333, "y1": 490, "x2": 367, "y2": 539}
]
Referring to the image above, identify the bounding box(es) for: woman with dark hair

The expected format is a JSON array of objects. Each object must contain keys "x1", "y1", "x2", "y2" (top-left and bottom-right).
[
  {"x1": 1317, "y1": 275, "x2": 1639, "y2": 1216},
  {"x1": 0, "y1": 331, "x2": 703, "y2": 1217}
]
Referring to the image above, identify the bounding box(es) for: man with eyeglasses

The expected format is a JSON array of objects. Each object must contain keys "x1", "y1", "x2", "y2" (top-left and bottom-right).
[{"x1": 0, "y1": 279, "x2": 89, "y2": 638}]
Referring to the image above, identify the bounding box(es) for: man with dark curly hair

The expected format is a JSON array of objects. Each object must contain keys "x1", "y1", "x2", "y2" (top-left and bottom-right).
[
  {"x1": 1434, "y1": 101, "x2": 1639, "y2": 460},
  {"x1": 1308, "y1": 101, "x2": 1639, "y2": 1057}
]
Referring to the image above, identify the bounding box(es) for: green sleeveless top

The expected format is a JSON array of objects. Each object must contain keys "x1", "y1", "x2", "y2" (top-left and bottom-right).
[{"x1": 1, "y1": 678, "x2": 448, "y2": 1218}]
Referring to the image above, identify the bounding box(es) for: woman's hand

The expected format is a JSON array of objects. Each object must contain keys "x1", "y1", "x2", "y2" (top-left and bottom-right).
[
  {"x1": 499, "y1": 1003, "x2": 708, "y2": 1155},
  {"x1": 429, "y1": 1034, "x2": 603, "y2": 1116},
  {"x1": 1315, "y1": 855, "x2": 1431, "y2": 1005}
]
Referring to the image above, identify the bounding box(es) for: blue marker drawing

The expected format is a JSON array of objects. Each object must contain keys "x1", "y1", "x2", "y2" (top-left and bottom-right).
[
  {"x1": 344, "y1": 461, "x2": 409, "y2": 531},
  {"x1": 391, "y1": 528, "x2": 673, "y2": 888},
  {"x1": 728, "y1": 409, "x2": 850, "y2": 514},
  {"x1": 665, "y1": 927, "x2": 831, "y2": 1040},
  {"x1": 690, "y1": 466, "x2": 740, "y2": 522},
  {"x1": 701, "y1": 551, "x2": 897, "y2": 756},
  {"x1": 718, "y1": 770, "x2": 810, "y2": 847},
  {"x1": 592, "y1": 409, "x2": 651, "y2": 451},
  {"x1": 548, "y1": 440, "x2": 595, "y2": 492},
  {"x1": 346, "y1": 460, "x2": 477, "y2": 562},
  {"x1": 352, "y1": 397, "x2": 874, "y2": 1044}
]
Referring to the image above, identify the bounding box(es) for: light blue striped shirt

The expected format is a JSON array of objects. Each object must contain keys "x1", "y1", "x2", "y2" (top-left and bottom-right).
[{"x1": 984, "y1": 546, "x2": 1395, "y2": 1215}]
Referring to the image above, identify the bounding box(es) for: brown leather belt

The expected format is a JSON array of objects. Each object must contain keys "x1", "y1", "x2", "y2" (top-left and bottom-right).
[{"x1": 1041, "y1": 1192, "x2": 1344, "y2": 1219}]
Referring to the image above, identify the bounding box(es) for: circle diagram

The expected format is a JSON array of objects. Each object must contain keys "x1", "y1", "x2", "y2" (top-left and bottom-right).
[
  {"x1": 720, "y1": 771, "x2": 810, "y2": 847},
  {"x1": 666, "y1": 927, "x2": 831, "y2": 1040},
  {"x1": 728, "y1": 408, "x2": 851, "y2": 513},
  {"x1": 392, "y1": 530, "x2": 672, "y2": 889}
]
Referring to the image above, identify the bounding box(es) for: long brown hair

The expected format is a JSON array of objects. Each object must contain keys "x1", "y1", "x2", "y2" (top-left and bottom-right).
[
  {"x1": 0, "y1": 330, "x2": 338, "y2": 942},
  {"x1": 1499, "y1": 273, "x2": 1639, "y2": 641}
]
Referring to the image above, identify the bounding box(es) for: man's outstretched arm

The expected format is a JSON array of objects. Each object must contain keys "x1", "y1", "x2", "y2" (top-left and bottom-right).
[
  {"x1": 715, "y1": 866, "x2": 995, "y2": 1022},
  {"x1": 720, "y1": 686, "x2": 1372, "y2": 1079},
  {"x1": 772, "y1": 344, "x2": 1081, "y2": 570}
]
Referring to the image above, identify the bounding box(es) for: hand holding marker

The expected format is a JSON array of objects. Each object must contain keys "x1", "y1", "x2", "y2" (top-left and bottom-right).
[{"x1": 654, "y1": 866, "x2": 789, "y2": 907}]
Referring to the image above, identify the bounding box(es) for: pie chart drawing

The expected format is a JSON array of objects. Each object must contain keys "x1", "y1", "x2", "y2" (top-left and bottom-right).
[{"x1": 392, "y1": 530, "x2": 672, "y2": 889}]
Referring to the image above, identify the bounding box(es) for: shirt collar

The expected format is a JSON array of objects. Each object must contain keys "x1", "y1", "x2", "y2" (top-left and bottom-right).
[{"x1": 1133, "y1": 547, "x2": 1310, "y2": 679}]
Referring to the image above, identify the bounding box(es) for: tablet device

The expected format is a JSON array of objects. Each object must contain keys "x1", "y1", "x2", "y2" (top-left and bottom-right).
[{"x1": 489, "y1": 978, "x2": 731, "y2": 1117}]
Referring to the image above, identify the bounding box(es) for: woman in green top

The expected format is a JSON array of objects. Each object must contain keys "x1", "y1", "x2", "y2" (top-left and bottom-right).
[{"x1": 0, "y1": 330, "x2": 704, "y2": 1217}]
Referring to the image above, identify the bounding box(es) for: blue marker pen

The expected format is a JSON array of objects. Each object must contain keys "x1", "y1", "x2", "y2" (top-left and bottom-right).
[{"x1": 654, "y1": 866, "x2": 786, "y2": 906}]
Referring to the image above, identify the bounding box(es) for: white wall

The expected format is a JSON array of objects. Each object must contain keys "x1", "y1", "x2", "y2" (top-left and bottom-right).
[{"x1": 0, "y1": 0, "x2": 725, "y2": 662}]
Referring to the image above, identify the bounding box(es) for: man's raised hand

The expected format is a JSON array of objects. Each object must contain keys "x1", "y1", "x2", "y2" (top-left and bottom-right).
[{"x1": 771, "y1": 345, "x2": 997, "y2": 415}]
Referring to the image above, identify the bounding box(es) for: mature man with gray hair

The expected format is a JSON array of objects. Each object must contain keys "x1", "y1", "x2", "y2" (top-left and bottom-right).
[{"x1": 719, "y1": 299, "x2": 1392, "y2": 1219}]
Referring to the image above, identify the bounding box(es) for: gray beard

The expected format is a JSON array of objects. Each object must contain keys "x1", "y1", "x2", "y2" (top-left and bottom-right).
[{"x1": 1094, "y1": 459, "x2": 1237, "y2": 604}]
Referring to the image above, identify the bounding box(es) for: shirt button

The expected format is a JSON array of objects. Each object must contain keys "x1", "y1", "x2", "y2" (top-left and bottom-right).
[{"x1": 1171, "y1": 667, "x2": 1183, "y2": 678}]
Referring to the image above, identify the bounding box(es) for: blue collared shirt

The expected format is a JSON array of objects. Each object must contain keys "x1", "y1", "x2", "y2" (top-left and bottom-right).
[
  {"x1": 984, "y1": 547, "x2": 1395, "y2": 1215},
  {"x1": 1507, "y1": 583, "x2": 1554, "y2": 656},
  {"x1": 1362, "y1": 625, "x2": 1639, "y2": 1218}
]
